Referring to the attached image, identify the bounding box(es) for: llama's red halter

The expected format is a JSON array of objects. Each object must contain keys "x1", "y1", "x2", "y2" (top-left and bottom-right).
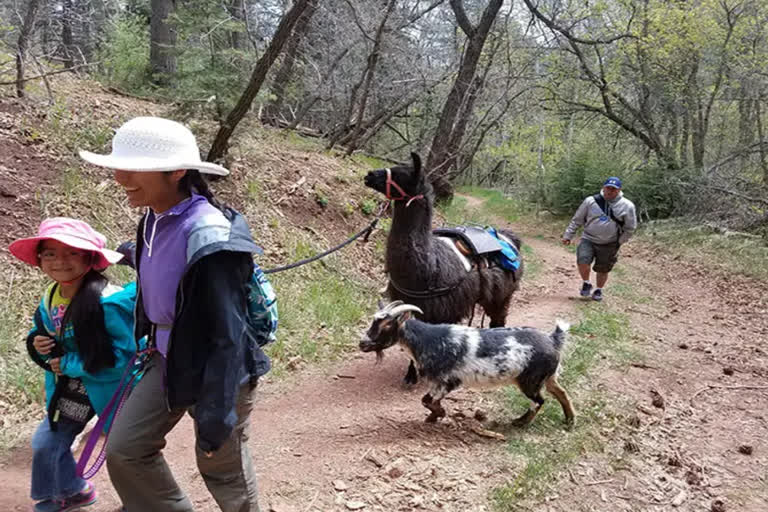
[{"x1": 385, "y1": 168, "x2": 424, "y2": 207}]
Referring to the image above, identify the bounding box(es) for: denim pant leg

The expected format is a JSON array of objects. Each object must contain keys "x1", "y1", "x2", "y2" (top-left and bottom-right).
[{"x1": 30, "y1": 418, "x2": 86, "y2": 501}]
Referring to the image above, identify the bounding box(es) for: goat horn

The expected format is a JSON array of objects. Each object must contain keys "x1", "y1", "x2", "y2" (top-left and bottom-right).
[
  {"x1": 388, "y1": 304, "x2": 423, "y2": 318},
  {"x1": 381, "y1": 300, "x2": 404, "y2": 312},
  {"x1": 374, "y1": 300, "x2": 405, "y2": 318}
]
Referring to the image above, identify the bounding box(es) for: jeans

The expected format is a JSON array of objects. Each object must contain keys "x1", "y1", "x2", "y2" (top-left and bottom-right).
[{"x1": 30, "y1": 418, "x2": 86, "y2": 501}]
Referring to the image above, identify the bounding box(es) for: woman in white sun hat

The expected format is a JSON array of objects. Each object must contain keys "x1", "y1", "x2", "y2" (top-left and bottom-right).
[{"x1": 80, "y1": 116, "x2": 269, "y2": 512}]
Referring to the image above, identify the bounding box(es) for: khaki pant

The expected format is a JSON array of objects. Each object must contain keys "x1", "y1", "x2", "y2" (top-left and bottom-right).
[{"x1": 106, "y1": 353, "x2": 260, "y2": 512}]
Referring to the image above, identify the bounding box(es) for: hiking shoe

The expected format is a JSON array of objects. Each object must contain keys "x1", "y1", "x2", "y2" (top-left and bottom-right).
[
  {"x1": 35, "y1": 482, "x2": 97, "y2": 512},
  {"x1": 580, "y1": 282, "x2": 593, "y2": 297},
  {"x1": 33, "y1": 500, "x2": 59, "y2": 512},
  {"x1": 592, "y1": 289, "x2": 603, "y2": 302}
]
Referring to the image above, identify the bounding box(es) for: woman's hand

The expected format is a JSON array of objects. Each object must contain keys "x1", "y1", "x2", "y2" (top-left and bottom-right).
[
  {"x1": 49, "y1": 357, "x2": 63, "y2": 376},
  {"x1": 33, "y1": 335, "x2": 56, "y2": 355}
]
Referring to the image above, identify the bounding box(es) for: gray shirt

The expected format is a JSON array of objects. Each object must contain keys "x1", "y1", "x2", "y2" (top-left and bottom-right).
[{"x1": 563, "y1": 191, "x2": 637, "y2": 245}]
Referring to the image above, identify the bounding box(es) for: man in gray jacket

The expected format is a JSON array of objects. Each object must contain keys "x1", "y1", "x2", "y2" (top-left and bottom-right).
[{"x1": 562, "y1": 177, "x2": 637, "y2": 301}]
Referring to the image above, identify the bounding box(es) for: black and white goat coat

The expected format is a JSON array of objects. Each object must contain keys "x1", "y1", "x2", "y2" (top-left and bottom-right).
[{"x1": 360, "y1": 302, "x2": 576, "y2": 426}]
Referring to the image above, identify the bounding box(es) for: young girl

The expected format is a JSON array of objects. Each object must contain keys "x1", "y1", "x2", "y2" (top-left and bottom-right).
[
  {"x1": 80, "y1": 116, "x2": 270, "y2": 511},
  {"x1": 9, "y1": 218, "x2": 137, "y2": 512}
]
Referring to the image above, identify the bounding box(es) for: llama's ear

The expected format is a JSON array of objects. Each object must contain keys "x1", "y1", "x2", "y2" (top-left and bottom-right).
[{"x1": 411, "y1": 152, "x2": 422, "y2": 179}]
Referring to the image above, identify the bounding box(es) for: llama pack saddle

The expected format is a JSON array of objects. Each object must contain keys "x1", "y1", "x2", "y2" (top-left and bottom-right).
[
  {"x1": 431, "y1": 226, "x2": 520, "y2": 274},
  {"x1": 433, "y1": 226, "x2": 503, "y2": 256}
]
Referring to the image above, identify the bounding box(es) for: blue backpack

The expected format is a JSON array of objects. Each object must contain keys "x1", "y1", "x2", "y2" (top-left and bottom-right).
[{"x1": 247, "y1": 264, "x2": 278, "y2": 346}]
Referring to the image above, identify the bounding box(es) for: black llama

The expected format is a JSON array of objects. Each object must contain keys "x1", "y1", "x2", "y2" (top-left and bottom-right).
[{"x1": 364, "y1": 153, "x2": 524, "y2": 384}]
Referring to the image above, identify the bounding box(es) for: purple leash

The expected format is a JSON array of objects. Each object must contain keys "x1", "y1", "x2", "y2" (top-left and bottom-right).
[{"x1": 76, "y1": 350, "x2": 152, "y2": 479}]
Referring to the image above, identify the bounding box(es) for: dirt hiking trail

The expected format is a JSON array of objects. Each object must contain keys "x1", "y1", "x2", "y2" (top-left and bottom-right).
[{"x1": 1, "y1": 204, "x2": 766, "y2": 512}]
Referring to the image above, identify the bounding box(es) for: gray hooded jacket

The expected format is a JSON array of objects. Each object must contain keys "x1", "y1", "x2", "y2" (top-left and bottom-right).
[{"x1": 563, "y1": 190, "x2": 637, "y2": 245}]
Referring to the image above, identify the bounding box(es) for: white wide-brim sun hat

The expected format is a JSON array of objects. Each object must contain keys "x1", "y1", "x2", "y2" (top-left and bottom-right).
[{"x1": 79, "y1": 116, "x2": 229, "y2": 176}]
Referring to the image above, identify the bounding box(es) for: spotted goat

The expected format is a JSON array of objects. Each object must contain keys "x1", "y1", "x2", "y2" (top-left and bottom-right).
[{"x1": 360, "y1": 301, "x2": 576, "y2": 426}]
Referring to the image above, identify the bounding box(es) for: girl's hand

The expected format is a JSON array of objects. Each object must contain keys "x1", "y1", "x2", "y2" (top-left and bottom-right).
[
  {"x1": 33, "y1": 335, "x2": 56, "y2": 355},
  {"x1": 49, "y1": 358, "x2": 63, "y2": 376}
]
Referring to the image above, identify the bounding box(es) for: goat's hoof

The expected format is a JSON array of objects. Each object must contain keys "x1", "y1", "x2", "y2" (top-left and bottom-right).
[
  {"x1": 511, "y1": 410, "x2": 536, "y2": 427},
  {"x1": 564, "y1": 417, "x2": 576, "y2": 430},
  {"x1": 425, "y1": 413, "x2": 440, "y2": 423}
]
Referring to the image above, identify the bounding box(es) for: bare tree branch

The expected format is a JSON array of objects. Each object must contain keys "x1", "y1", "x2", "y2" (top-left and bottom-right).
[
  {"x1": 398, "y1": 0, "x2": 447, "y2": 29},
  {"x1": 449, "y1": 0, "x2": 475, "y2": 38},
  {"x1": 342, "y1": 0, "x2": 376, "y2": 42},
  {"x1": 520, "y1": 0, "x2": 635, "y2": 45}
]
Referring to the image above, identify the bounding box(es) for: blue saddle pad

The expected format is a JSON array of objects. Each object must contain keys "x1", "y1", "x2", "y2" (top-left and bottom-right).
[{"x1": 485, "y1": 227, "x2": 520, "y2": 271}]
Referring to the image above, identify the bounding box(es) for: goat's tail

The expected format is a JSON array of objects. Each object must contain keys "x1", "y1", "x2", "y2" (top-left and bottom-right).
[{"x1": 551, "y1": 319, "x2": 570, "y2": 352}]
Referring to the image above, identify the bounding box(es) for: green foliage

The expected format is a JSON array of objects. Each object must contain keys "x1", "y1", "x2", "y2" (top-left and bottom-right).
[
  {"x1": 95, "y1": 0, "x2": 254, "y2": 109},
  {"x1": 622, "y1": 165, "x2": 687, "y2": 219},
  {"x1": 96, "y1": 14, "x2": 150, "y2": 91},
  {"x1": 437, "y1": 187, "x2": 523, "y2": 227},
  {"x1": 438, "y1": 195, "x2": 475, "y2": 225},
  {"x1": 247, "y1": 181, "x2": 262, "y2": 202},
  {"x1": 548, "y1": 149, "x2": 620, "y2": 214},
  {"x1": 169, "y1": 0, "x2": 250, "y2": 113},
  {"x1": 315, "y1": 190, "x2": 329, "y2": 207},
  {"x1": 352, "y1": 154, "x2": 392, "y2": 170},
  {"x1": 0, "y1": 266, "x2": 48, "y2": 412},
  {"x1": 360, "y1": 199, "x2": 376, "y2": 216},
  {"x1": 42, "y1": 100, "x2": 116, "y2": 155},
  {"x1": 457, "y1": 187, "x2": 523, "y2": 223},
  {"x1": 266, "y1": 264, "x2": 374, "y2": 371}
]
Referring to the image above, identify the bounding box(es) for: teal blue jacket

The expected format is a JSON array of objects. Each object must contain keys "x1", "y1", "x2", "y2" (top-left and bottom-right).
[{"x1": 27, "y1": 282, "x2": 138, "y2": 416}]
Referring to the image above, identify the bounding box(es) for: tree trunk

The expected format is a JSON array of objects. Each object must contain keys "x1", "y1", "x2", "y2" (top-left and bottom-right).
[
  {"x1": 150, "y1": 0, "x2": 177, "y2": 84},
  {"x1": 757, "y1": 92, "x2": 768, "y2": 187},
  {"x1": 738, "y1": 96, "x2": 755, "y2": 147},
  {"x1": 207, "y1": 0, "x2": 316, "y2": 164},
  {"x1": 692, "y1": 98, "x2": 706, "y2": 171},
  {"x1": 343, "y1": 90, "x2": 424, "y2": 154},
  {"x1": 680, "y1": 106, "x2": 690, "y2": 168},
  {"x1": 79, "y1": 0, "x2": 93, "y2": 64},
  {"x1": 442, "y1": 34, "x2": 501, "y2": 176},
  {"x1": 92, "y1": 0, "x2": 108, "y2": 43},
  {"x1": 61, "y1": 0, "x2": 75, "y2": 69},
  {"x1": 15, "y1": 0, "x2": 41, "y2": 98},
  {"x1": 228, "y1": 0, "x2": 246, "y2": 50},
  {"x1": 426, "y1": 0, "x2": 504, "y2": 201},
  {"x1": 288, "y1": 47, "x2": 349, "y2": 130},
  {"x1": 261, "y1": 0, "x2": 318, "y2": 126},
  {"x1": 339, "y1": 0, "x2": 398, "y2": 152}
]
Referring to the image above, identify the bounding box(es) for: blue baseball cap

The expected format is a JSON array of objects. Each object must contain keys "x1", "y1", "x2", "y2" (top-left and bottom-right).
[{"x1": 603, "y1": 177, "x2": 622, "y2": 189}]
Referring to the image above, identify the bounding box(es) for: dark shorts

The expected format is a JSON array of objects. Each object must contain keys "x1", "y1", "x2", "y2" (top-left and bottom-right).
[{"x1": 577, "y1": 239, "x2": 620, "y2": 273}]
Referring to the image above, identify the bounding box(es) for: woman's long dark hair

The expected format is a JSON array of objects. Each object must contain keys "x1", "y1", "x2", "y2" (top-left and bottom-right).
[
  {"x1": 178, "y1": 169, "x2": 224, "y2": 210},
  {"x1": 60, "y1": 268, "x2": 116, "y2": 373}
]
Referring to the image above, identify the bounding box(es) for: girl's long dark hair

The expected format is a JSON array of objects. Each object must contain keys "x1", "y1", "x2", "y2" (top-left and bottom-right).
[
  {"x1": 60, "y1": 269, "x2": 116, "y2": 373},
  {"x1": 178, "y1": 169, "x2": 224, "y2": 210}
]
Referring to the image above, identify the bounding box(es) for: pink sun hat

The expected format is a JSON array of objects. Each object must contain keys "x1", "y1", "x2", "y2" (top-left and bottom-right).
[{"x1": 9, "y1": 217, "x2": 123, "y2": 270}]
